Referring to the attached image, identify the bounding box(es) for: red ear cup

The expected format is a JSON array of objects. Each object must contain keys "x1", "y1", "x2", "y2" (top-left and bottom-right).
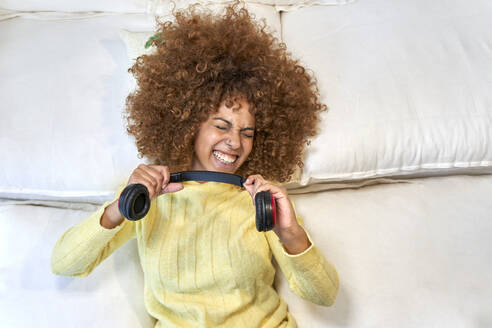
[{"x1": 255, "y1": 191, "x2": 275, "y2": 232}]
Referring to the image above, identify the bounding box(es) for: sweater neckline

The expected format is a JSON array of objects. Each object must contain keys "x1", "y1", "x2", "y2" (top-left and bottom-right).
[{"x1": 183, "y1": 180, "x2": 243, "y2": 192}]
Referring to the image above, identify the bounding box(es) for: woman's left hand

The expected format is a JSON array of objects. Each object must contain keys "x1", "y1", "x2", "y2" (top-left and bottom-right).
[{"x1": 243, "y1": 175, "x2": 311, "y2": 253}]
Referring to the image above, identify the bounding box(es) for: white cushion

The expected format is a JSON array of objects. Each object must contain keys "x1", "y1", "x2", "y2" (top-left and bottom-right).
[
  {"x1": 0, "y1": 0, "x2": 149, "y2": 13},
  {"x1": 0, "y1": 15, "x2": 156, "y2": 202},
  {"x1": 120, "y1": 2, "x2": 282, "y2": 61},
  {"x1": 281, "y1": 0, "x2": 492, "y2": 187},
  {"x1": 0, "y1": 204, "x2": 153, "y2": 327},
  {"x1": 0, "y1": 0, "x2": 351, "y2": 14},
  {"x1": 281, "y1": 174, "x2": 492, "y2": 327},
  {"x1": 162, "y1": 0, "x2": 355, "y2": 13}
]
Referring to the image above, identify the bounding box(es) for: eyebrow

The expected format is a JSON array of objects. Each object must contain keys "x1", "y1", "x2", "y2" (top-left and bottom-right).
[{"x1": 212, "y1": 118, "x2": 255, "y2": 132}]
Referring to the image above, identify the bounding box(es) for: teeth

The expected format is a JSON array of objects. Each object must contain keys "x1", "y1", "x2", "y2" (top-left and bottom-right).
[{"x1": 213, "y1": 151, "x2": 237, "y2": 164}]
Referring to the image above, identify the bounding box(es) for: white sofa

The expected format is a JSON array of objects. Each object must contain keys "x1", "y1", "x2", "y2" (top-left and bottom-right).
[{"x1": 1, "y1": 0, "x2": 492, "y2": 327}]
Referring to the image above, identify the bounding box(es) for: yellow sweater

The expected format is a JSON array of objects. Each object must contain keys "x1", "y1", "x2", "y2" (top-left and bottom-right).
[{"x1": 51, "y1": 181, "x2": 339, "y2": 327}]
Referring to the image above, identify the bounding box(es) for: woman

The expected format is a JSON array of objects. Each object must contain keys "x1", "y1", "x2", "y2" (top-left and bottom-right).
[{"x1": 51, "y1": 1, "x2": 339, "y2": 327}]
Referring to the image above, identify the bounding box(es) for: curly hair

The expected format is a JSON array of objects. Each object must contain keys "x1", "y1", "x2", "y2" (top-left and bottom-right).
[{"x1": 125, "y1": 0, "x2": 327, "y2": 183}]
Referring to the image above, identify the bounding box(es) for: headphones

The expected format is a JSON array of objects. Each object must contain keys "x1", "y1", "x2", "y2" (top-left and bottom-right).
[{"x1": 118, "y1": 170, "x2": 276, "y2": 232}]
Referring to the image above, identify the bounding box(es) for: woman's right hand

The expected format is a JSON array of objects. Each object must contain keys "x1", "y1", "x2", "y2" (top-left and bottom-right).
[
  {"x1": 100, "y1": 165, "x2": 183, "y2": 229},
  {"x1": 127, "y1": 164, "x2": 184, "y2": 201}
]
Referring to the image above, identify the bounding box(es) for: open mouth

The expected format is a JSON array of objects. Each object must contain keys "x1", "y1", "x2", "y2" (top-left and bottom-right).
[{"x1": 213, "y1": 150, "x2": 238, "y2": 165}]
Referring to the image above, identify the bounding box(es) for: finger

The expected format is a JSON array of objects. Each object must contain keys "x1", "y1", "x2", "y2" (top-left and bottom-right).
[
  {"x1": 140, "y1": 168, "x2": 161, "y2": 198},
  {"x1": 128, "y1": 164, "x2": 148, "y2": 185},
  {"x1": 254, "y1": 183, "x2": 271, "y2": 196},
  {"x1": 133, "y1": 169, "x2": 160, "y2": 200},
  {"x1": 257, "y1": 183, "x2": 285, "y2": 194},
  {"x1": 244, "y1": 175, "x2": 268, "y2": 200},
  {"x1": 253, "y1": 178, "x2": 267, "y2": 194},
  {"x1": 131, "y1": 174, "x2": 158, "y2": 200},
  {"x1": 144, "y1": 165, "x2": 168, "y2": 193},
  {"x1": 249, "y1": 183, "x2": 274, "y2": 207},
  {"x1": 254, "y1": 183, "x2": 285, "y2": 201},
  {"x1": 246, "y1": 175, "x2": 266, "y2": 193},
  {"x1": 148, "y1": 166, "x2": 185, "y2": 195},
  {"x1": 130, "y1": 164, "x2": 160, "y2": 184},
  {"x1": 149, "y1": 165, "x2": 170, "y2": 186},
  {"x1": 244, "y1": 174, "x2": 265, "y2": 185},
  {"x1": 162, "y1": 182, "x2": 184, "y2": 194}
]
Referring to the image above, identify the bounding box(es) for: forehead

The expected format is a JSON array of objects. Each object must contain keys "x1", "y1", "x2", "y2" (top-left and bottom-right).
[{"x1": 210, "y1": 100, "x2": 255, "y2": 126}]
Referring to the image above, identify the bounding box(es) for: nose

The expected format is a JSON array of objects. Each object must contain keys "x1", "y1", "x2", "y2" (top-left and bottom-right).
[{"x1": 226, "y1": 130, "x2": 241, "y2": 150}]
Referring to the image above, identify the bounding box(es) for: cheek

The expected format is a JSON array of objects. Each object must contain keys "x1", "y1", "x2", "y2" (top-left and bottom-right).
[
  {"x1": 195, "y1": 128, "x2": 216, "y2": 150},
  {"x1": 243, "y1": 139, "x2": 254, "y2": 156}
]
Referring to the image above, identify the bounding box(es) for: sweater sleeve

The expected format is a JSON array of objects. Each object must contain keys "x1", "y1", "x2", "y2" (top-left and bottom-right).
[
  {"x1": 265, "y1": 201, "x2": 340, "y2": 306},
  {"x1": 51, "y1": 184, "x2": 136, "y2": 277}
]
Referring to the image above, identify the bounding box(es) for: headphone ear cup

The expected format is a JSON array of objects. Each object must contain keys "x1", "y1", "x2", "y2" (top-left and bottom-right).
[
  {"x1": 118, "y1": 184, "x2": 150, "y2": 221},
  {"x1": 255, "y1": 191, "x2": 274, "y2": 232},
  {"x1": 263, "y1": 191, "x2": 275, "y2": 231},
  {"x1": 255, "y1": 192, "x2": 265, "y2": 231}
]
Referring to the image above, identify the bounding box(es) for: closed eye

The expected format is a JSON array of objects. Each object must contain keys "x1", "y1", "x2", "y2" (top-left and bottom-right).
[{"x1": 215, "y1": 126, "x2": 254, "y2": 138}]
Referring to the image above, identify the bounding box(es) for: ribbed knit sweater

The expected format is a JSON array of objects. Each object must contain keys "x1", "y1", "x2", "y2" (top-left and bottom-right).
[{"x1": 51, "y1": 181, "x2": 339, "y2": 327}]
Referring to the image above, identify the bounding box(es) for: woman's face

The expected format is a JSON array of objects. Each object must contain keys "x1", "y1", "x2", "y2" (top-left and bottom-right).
[{"x1": 190, "y1": 98, "x2": 255, "y2": 174}]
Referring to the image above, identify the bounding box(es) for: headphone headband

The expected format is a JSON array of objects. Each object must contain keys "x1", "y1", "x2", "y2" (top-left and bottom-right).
[
  {"x1": 119, "y1": 170, "x2": 275, "y2": 231},
  {"x1": 169, "y1": 170, "x2": 246, "y2": 188}
]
